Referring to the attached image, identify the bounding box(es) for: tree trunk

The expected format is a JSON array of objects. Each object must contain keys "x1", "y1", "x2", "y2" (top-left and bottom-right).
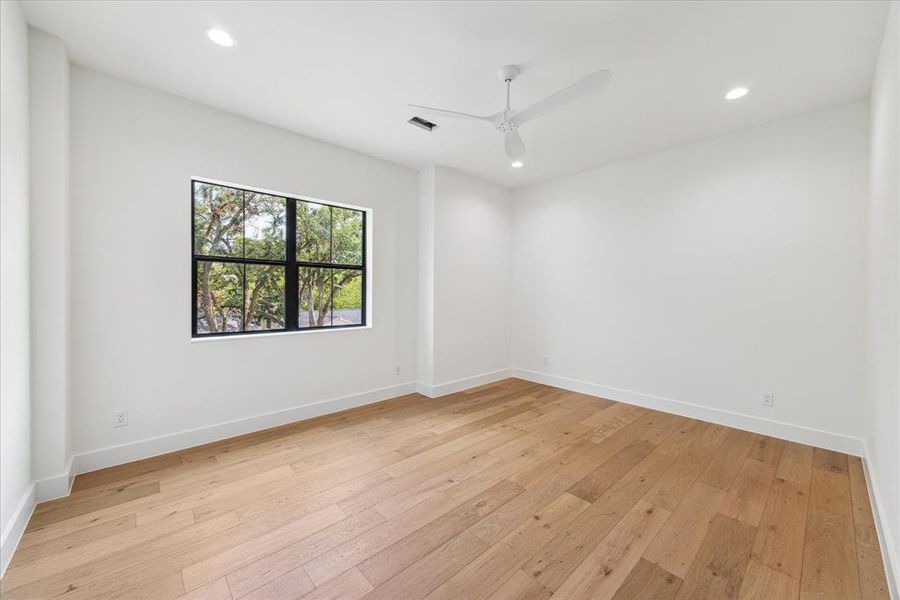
[
  {"x1": 200, "y1": 261, "x2": 218, "y2": 332},
  {"x1": 317, "y1": 274, "x2": 330, "y2": 326},
  {"x1": 244, "y1": 268, "x2": 267, "y2": 328}
]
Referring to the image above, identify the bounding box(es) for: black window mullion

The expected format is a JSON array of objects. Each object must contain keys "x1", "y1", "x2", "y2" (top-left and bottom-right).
[
  {"x1": 285, "y1": 199, "x2": 298, "y2": 330},
  {"x1": 293, "y1": 260, "x2": 362, "y2": 270},
  {"x1": 241, "y1": 191, "x2": 247, "y2": 331},
  {"x1": 329, "y1": 268, "x2": 335, "y2": 327},
  {"x1": 191, "y1": 255, "x2": 285, "y2": 267},
  {"x1": 240, "y1": 264, "x2": 247, "y2": 331}
]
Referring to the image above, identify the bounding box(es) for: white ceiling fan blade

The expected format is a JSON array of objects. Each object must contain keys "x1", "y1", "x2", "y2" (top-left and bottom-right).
[
  {"x1": 408, "y1": 104, "x2": 494, "y2": 123},
  {"x1": 505, "y1": 131, "x2": 526, "y2": 159},
  {"x1": 513, "y1": 69, "x2": 611, "y2": 124}
]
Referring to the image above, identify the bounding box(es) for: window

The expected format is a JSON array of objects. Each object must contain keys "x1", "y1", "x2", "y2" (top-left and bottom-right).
[{"x1": 192, "y1": 180, "x2": 366, "y2": 337}]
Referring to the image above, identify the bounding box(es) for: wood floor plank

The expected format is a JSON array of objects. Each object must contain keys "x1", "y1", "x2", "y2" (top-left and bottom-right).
[
  {"x1": 2, "y1": 380, "x2": 886, "y2": 600},
  {"x1": 225, "y1": 509, "x2": 385, "y2": 598},
  {"x1": 235, "y1": 469, "x2": 390, "y2": 525},
  {"x1": 568, "y1": 439, "x2": 655, "y2": 503},
  {"x1": 2, "y1": 509, "x2": 195, "y2": 589},
  {"x1": 813, "y1": 448, "x2": 849, "y2": 476},
  {"x1": 737, "y1": 559, "x2": 800, "y2": 599},
  {"x1": 238, "y1": 566, "x2": 314, "y2": 600},
  {"x1": 719, "y1": 458, "x2": 776, "y2": 526},
  {"x1": 697, "y1": 429, "x2": 757, "y2": 491},
  {"x1": 469, "y1": 473, "x2": 574, "y2": 546},
  {"x1": 848, "y1": 456, "x2": 889, "y2": 599},
  {"x1": 752, "y1": 477, "x2": 809, "y2": 580},
  {"x1": 357, "y1": 479, "x2": 522, "y2": 586},
  {"x1": 550, "y1": 500, "x2": 671, "y2": 600},
  {"x1": 361, "y1": 531, "x2": 490, "y2": 600},
  {"x1": 800, "y1": 469, "x2": 860, "y2": 600},
  {"x1": 303, "y1": 475, "x2": 521, "y2": 586},
  {"x1": 160, "y1": 461, "x2": 264, "y2": 495},
  {"x1": 36, "y1": 478, "x2": 157, "y2": 514},
  {"x1": 643, "y1": 481, "x2": 726, "y2": 578},
  {"x1": 299, "y1": 567, "x2": 372, "y2": 600},
  {"x1": 643, "y1": 422, "x2": 729, "y2": 512},
  {"x1": 748, "y1": 435, "x2": 785, "y2": 466},
  {"x1": 179, "y1": 577, "x2": 233, "y2": 600},
  {"x1": 853, "y1": 523, "x2": 891, "y2": 599},
  {"x1": 336, "y1": 434, "x2": 509, "y2": 519},
  {"x1": 9, "y1": 514, "x2": 137, "y2": 565},
  {"x1": 847, "y1": 457, "x2": 876, "y2": 530},
  {"x1": 585, "y1": 404, "x2": 645, "y2": 438},
  {"x1": 611, "y1": 559, "x2": 682, "y2": 600},
  {"x1": 114, "y1": 570, "x2": 187, "y2": 600},
  {"x1": 425, "y1": 492, "x2": 589, "y2": 600},
  {"x1": 382, "y1": 428, "x2": 516, "y2": 478},
  {"x1": 674, "y1": 514, "x2": 757, "y2": 600},
  {"x1": 507, "y1": 438, "x2": 595, "y2": 489},
  {"x1": 635, "y1": 412, "x2": 690, "y2": 445},
  {"x1": 72, "y1": 454, "x2": 183, "y2": 492},
  {"x1": 524, "y1": 425, "x2": 700, "y2": 592},
  {"x1": 27, "y1": 482, "x2": 161, "y2": 530},
  {"x1": 486, "y1": 569, "x2": 552, "y2": 600},
  {"x1": 182, "y1": 504, "x2": 346, "y2": 591},
  {"x1": 587, "y1": 408, "x2": 663, "y2": 445},
  {"x1": 1, "y1": 511, "x2": 242, "y2": 600},
  {"x1": 775, "y1": 442, "x2": 814, "y2": 487}
]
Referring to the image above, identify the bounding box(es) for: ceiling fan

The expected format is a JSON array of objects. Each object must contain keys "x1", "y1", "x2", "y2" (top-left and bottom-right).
[{"x1": 409, "y1": 65, "x2": 611, "y2": 165}]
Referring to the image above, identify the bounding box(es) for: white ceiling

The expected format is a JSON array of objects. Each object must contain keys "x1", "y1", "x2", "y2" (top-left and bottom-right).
[{"x1": 22, "y1": 1, "x2": 889, "y2": 188}]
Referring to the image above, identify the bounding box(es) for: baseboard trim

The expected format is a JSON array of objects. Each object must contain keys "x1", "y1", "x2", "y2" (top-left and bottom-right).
[
  {"x1": 0, "y1": 483, "x2": 35, "y2": 578},
  {"x1": 416, "y1": 368, "x2": 513, "y2": 398},
  {"x1": 33, "y1": 457, "x2": 75, "y2": 503},
  {"x1": 512, "y1": 369, "x2": 863, "y2": 456},
  {"x1": 72, "y1": 381, "x2": 417, "y2": 476},
  {"x1": 862, "y1": 440, "x2": 899, "y2": 599}
]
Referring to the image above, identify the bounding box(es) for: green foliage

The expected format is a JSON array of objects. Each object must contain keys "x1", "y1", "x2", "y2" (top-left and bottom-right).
[
  {"x1": 332, "y1": 207, "x2": 363, "y2": 265},
  {"x1": 196, "y1": 261, "x2": 243, "y2": 332},
  {"x1": 297, "y1": 202, "x2": 331, "y2": 262},
  {"x1": 244, "y1": 193, "x2": 286, "y2": 260},
  {"x1": 193, "y1": 184, "x2": 242, "y2": 257},
  {"x1": 245, "y1": 264, "x2": 285, "y2": 330},
  {"x1": 332, "y1": 271, "x2": 361, "y2": 310}
]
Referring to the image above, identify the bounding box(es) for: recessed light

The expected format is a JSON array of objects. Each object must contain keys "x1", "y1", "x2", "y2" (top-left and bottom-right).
[
  {"x1": 204, "y1": 27, "x2": 236, "y2": 47},
  {"x1": 725, "y1": 87, "x2": 749, "y2": 100},
  {"x1": 511, "y1": 160, "x2": 524, "y2": 168}
]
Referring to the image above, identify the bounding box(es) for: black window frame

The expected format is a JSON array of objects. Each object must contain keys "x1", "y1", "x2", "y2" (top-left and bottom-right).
[{"x1": 191, "y1": 179, "x2": 367, "y2": 338}]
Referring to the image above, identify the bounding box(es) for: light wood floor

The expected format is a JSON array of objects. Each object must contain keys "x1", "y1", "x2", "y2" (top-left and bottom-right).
[{"x1": 1, "y1": 379, "x2": 890, "y2": 599}]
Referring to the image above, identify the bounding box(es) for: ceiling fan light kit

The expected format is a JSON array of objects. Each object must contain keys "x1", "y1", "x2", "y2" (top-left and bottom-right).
[{"x1": 409, "y1": 64, "x2": 612, "y2": 163}]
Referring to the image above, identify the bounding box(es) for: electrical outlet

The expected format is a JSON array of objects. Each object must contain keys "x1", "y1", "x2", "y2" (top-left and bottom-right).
[
  {"x1": 113, "y1": 410, "x2": 128, "y2": 427},
  {"x1": 541, "y1": 355, "x2": 549, "y2": 367},
  {"x1": 394, "y1": 365, "x2": 401, "y2": 375},
  {"x1": 762, "y1": 391, "x2": 774, "y2": 407}
]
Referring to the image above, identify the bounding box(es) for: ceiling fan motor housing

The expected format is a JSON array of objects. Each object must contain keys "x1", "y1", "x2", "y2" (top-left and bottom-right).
[{"x1": 498, "y1": 65, "x2": 521, "y2": 82}]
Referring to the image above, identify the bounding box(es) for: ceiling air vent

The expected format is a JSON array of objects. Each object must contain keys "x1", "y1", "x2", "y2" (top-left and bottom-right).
[{"x1": 408, "y1": 116, "x2": 438, "y2": 132}]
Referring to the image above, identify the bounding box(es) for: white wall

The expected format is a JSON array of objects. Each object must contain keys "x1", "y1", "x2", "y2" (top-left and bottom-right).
[
  {"x1": 417, "y1": 166, "x2": 512, "y2": 393},
  {"x1": 0, "y1": 0, "x2": 33, "y2": 573},
  {"x1": 512, "y1": 102, "x2": 869, "y2": 449},
  {"x1": 29, "y1": 27, "x2": 71, "y2": 496},
  {"x1": 68, "y1": 67, "x2": 418, "y2": 462},
  {"x1": 417, "y1": 166, "x2": 436, "y2": 386},
  {"x1": 866, "y1": 0, "x2": 900, "y2": 587}
]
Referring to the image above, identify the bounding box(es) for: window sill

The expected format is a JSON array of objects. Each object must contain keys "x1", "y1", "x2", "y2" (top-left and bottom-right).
[{"x1": 190, "y1": 324, "x2": 372, "y2": 343}]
